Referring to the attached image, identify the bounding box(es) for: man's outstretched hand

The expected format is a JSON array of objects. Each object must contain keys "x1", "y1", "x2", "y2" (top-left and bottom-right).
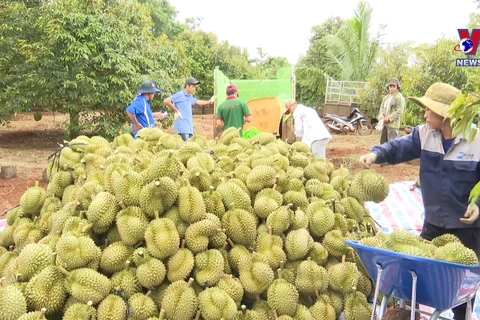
[
  {"x1": 359, "y1": 153, "x2": 377, "y2": 168},
  {"x1": 460, "y1": 204, "x2": 479, "y2": 224}
]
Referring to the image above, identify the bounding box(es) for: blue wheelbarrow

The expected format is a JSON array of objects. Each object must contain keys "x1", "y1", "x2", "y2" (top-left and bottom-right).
[{"x1": 346, "y1": 240, "x2": 480, "y2": 320}]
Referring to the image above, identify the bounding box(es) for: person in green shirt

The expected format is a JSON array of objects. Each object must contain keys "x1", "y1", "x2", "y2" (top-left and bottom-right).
[{"x1": 216, "y1": 84, "x2": 252, "y2": 135}]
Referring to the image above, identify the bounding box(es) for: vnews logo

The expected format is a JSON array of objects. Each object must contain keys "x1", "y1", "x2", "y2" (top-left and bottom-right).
[{"x1": 454, "y1": 29, "x2": 480, "y2": 67}]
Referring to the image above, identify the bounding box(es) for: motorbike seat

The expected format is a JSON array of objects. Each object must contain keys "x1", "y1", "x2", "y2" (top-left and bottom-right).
[{"x1": 325, "y1": 114, "x2": 348, "y2": 121}]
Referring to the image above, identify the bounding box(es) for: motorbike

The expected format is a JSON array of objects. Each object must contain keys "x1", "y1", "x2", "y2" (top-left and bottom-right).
[{"x1": 324, "y1": 108, "x2": 373, "y2": 135}]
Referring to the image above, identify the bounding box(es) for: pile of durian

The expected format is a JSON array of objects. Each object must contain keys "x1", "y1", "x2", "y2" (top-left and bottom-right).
[
  {"x1": 360, "y1": 230, "x2": 479, "y2": 265},
  {"x1": 0, "y1": 127, "x2": 391, "y2": 320}
]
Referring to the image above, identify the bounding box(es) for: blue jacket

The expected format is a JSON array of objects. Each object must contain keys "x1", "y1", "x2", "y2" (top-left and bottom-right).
[
  {"x1": 125, "y1": 95, "x2": 155, "y2": 137},
  {"x1": 371, "y1": 124, "x2": 480, "y2": 229}
]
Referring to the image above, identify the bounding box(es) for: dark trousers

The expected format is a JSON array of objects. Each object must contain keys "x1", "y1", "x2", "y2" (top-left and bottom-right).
[
  {"x1": 420, "y1": 222, "x2": 480, "y2": 320},
  {"x1": 179, "y1": 133, "x2": 192, "y2": 141},
  {"x1": 380, "y1": 127, "x2": 399, "y2": 144}
]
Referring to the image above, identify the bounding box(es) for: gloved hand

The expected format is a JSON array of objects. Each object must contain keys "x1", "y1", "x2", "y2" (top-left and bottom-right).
[
  {"x1": 359, "y1": 153, "x2": 377, "y2": 168},
  {"x1": 460, "y1": 204, "x2": 479, "y2": 224},
  {"x1": 174, "y1": 111, "x2": 183, "y2": 120},
  {"x1": 209, "y1": 95, "x2": 216, "y2": 103}
]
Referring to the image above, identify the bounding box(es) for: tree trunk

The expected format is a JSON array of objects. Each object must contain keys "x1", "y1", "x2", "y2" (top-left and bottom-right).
[
  {"x1": 68, "y1": 109, "x2": 80, "y2": 139},
  {"x1": 0, "y1": 166, "x2": 17, "y2": 179}
]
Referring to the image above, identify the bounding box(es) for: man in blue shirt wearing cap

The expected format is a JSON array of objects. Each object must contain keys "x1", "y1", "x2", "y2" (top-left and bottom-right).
[
  {"x1": 126, "y1": 80, "x2": 165, "y2": 138},
  {"x1": 163, "y1": 77, "x2": 215, "y2": 141}
]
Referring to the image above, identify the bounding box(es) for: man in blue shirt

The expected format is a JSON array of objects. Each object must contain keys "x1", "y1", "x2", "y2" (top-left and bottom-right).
[
  {"x1": 163, "y1": 77, "x2": 214, "y2": 141},
  {"x1": 125, "y1": 81, "x2": 164, "y2": 137},
  {"x1": 359, "y1": 82, "x2": 480, "y2": 320}
]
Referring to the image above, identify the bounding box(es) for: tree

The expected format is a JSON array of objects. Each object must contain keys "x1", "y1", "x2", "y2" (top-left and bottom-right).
[
  {"x1": 0, "y1": 0, "x2": 43, "y2": 120},
  {"x1": 2, "y1": 0, "x2": 186, "y2": 139},
  {"x1": 359, "y1": 42, "x2": 414, "y2": 119},
  {"x1": 325, "y1": 1, "x2": 384, "y2": 81},
  {"x1": 295, "y1": 16, "x2": 344, "y2": 107},
  {"x1": 398, "y1": 38, "x2": 467, "y2": 126},
  {"x1": 177, "y1": 30, "x2": 256, "y2": 99},
  {"x1": 139, "y1": 0, "x2": 186, "y2": 39}
]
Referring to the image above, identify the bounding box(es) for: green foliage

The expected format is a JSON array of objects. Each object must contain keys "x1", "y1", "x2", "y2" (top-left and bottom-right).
[
  {"x1": 1, "y1": 0, "x2": 187, "y2": 139},
  {"x1": 295, "y1": 17, "x2": 344, "y2": 107},
  {"x1": 400, "y1": 38, "x2": 467, "y2": 126},
  {"x1": 0, "y1": 0, "x2": 43, "y2": 120},
  {"x1": 358, "y1": 42, "x2": 413, "y2": 120},
  {"x1": 177, "y1": 30, "x2": 256, "y2": 99},
  {"x1": 325, "y1": 1, "x2": 384, "y2": 81},
  {"x1": 139, "y1": 0, "x2": 186, "y2": 38}
]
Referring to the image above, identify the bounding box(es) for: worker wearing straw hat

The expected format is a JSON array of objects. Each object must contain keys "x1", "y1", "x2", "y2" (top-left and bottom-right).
[{"x1": 360, "y1": 82, "x2": 480, "y2": 320}]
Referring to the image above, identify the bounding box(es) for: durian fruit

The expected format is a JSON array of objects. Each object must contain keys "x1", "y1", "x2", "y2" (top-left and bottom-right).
[
  {"x1": 431, "y1": 233, "x2": 461, "y2": 247},
  {"x1": 144, "y1": 214, "x2": 180, "y2": 260},
  {"x1": 110, "y1": 261, "x2": 141, "y2": 299},
  {"x1": 16, "y1": 242, "x2": 53, "y2": 281},
  {"x1": 63, "y1": 300, "x2": 97, "y2": 320},
  {"x1": 185, "y1": 219, "x2": 221, "y2": 253},
  {"x1": 194, "y1": 249, "x2": 225, "y2": 287},
  {"x1": 97, "y1": 293, "x2": 127, "y2": 320},
  {"x1": 309, "y1": 294, "x2": 336, "y2": 320},
  {"x1": 267, "y1": 268, "x2": 299, "y2": 317},
  {"x1": 20, "y1": 181, "x2": 47, "y2": 217},
  {"x1": 343, "y1": 287, "x2": 372, "y2": 320},
  {"x1": 238, "y1": 252, "x2": 275, "y2": 295},
  {"x1": 177, "y1": 178, "x2": 207, "y2": 223},
  {"x1": 116, "y1": 206, "x2": 149, "y2": 246},
  {"x1": 25, "y1": 253, "x2": 67, "y2": 316},
  {"x1": 253, "y1": 187, "x2": 283, "y2": 219},
  {"x1": 306, "y1": 201, "x2": 335, "y2": 238},
  {"x1": 284, "y1": 228, "x2": 313, "y2": 261},
  {"x1": 2, "y1": 128, "x2": 402, "y2": 318},
  {"x1": 435, "y1": 242, "x2": 479, "y2": 265},
  {"x1": 139, "y1": 177, "x2": 178, "y2": 218},
  {"x1": 202, "y1": 186, "x2": 226, "y2": 219},
  {"x1": 255, "y1": 228, "x2": 287, "y2": 269},
  {"x1": 17, "y1": 308, "x2": 47, "y2": 320},
  {"x1": 198, "y1": 286, "x2": 238, "y2": 320},
  {"x1": 166, "y1": 241, "x2": 195, "y2": 282},
  {"x1": 59, "y1": 266, "x2": 112, "y2": 305},
  {"x1": 0, "y1": 277, "x2": 27, "y2": 320},
  {"x1": 322, "y1": 230, "x2": 349, "y2": 258},
  {"x1": 349, "y1": 169, "x2": 389, "y2": 203},
  {"x1": 132, "y1": 248, "x2": 166, "y2": 289},
  {"x1": 295, "y1": 257, "x2": 328, "y2": 295},
  {"x1": 128, "y1": 291, "x2": 158, "y2": 320},
  {"x1": 246, "y1": 165, "x2": 277, "y2": 192},
  {"x1": 161, "y1": 278, "x2": 198, "y2": 320},
  {"x1": 328, "y1": 258, "x2": 359, "y2": 294},
  {"x1": 55, "y1": 233, "x2": 102, "y2": 271},
  {"x1": 85, "y1": 191, "x2": 119, "y2": 234},
  {"x1": 216, "y1": 274, "x2": 244, "y2": 308},
  {"x1": 222, "y1": 204, "x2": 258, "y2": 247},
  {"x1": 100, "y1": 241, "x2": 134, "y2": 274}
]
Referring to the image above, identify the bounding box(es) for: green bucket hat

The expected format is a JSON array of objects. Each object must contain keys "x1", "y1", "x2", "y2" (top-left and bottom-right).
[{"x1": 408, "y1": 82, "x2": 461, "y2": 118}]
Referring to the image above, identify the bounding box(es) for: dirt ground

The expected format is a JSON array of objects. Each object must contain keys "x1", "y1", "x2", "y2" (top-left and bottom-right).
[{"x1": 0, "y1": 112, "x2": 419, "y2": 215}]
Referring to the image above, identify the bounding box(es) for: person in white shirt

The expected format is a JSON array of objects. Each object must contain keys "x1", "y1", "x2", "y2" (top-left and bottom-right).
[{"x1": 284, "y1": 99, "x2": 332, "y2": 159}]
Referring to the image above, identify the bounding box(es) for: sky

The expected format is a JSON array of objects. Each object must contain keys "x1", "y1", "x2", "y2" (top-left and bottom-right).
[{"x1": 168, "y1": 0, "x2": 479, "y2": 64}]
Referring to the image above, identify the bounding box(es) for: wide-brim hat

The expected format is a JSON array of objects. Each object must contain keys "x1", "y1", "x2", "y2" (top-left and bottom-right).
[
  {"x1": 137, "y1": 81, "x2": 161, "y2": 94},
  {"x1": 408, "y1": 82, "x2": 461, "y2": 118}
]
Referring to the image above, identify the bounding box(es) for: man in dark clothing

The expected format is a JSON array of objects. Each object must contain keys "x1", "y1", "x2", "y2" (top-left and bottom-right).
[{"x1": 360, "y1": 82, "x2": 480, "y2": 320}]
